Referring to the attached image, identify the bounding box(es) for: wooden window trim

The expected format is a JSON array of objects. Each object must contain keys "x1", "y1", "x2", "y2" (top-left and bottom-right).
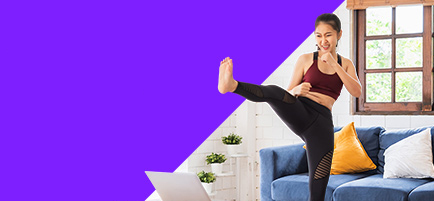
[
  {"x1": 347, "y1": 0, "x2": 434, "y2": 10},
  {"x1": 351, "y1": 6, "x2": 434, "y2": 115}
]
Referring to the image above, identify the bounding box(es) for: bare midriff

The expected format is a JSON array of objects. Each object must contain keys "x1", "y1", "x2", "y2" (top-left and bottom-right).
[{"x1": 298, "y1": 91, "x2": 335, "y2": 111}]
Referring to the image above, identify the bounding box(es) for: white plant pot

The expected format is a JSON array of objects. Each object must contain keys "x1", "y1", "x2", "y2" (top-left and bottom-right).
[
  {"x1": 226, "y1": 144, "x2": 241, "y2": 156},
  {"x1": 202, "y1": 182, "x2": 214, "y2": 194},
  {"x1": 211, "y1": 163, "x2": 223, "y2": 174}
]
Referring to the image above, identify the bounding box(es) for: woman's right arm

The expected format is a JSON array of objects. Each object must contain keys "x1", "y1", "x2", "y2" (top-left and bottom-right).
[{"x1": 287, "y1": 54, "x2": 311, "y2": 96}]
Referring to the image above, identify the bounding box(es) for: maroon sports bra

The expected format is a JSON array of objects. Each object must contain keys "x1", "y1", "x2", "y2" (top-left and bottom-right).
[{"x1": 301, "y1": 51, "x2": 343, "y2": 100}]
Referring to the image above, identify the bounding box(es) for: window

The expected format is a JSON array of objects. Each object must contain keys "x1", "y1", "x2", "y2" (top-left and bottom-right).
[{"x1": 352, "y1": 5, "x2": 434, "y2": 114}]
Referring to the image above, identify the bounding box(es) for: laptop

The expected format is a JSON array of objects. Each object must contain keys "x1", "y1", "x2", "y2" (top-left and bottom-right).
[{"x1": 145, "y1": 171, "x2": 213, "y2": 201}]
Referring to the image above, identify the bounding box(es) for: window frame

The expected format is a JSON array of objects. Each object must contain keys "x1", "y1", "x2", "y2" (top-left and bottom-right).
[{"x1": 352, "y1": 5, "x2": 434, "y2": 115}]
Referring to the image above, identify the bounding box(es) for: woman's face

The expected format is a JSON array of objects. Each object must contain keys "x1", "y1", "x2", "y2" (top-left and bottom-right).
[{"x1": 314, "y1": 22, "x2": 342, "y2": 54}]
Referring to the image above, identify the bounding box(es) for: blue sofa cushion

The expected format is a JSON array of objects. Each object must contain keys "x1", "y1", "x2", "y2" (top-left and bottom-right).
[
  {"x1": 409, "y1": 180, "x2": 434, "y2": 201},
  {"x1": 271, "y1": 170, "x2": 376, "y2": 201},
  {"x1": 333, "y1": 174, "x2": 433, "y2": 201},
  {"x1": 377, "y1": 126, "x2": 434, "y2": 173},
  {"x1": 334, "y1": 126, "x2": 384, "y2": 167}
]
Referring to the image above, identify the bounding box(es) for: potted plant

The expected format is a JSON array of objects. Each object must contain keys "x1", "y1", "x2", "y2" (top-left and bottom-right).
[
  {"x1": 222, "y1": 132, "x2": 243, "y2": 155},
  {"x1": 197, "y1": 170, "x2": 216, "y2": 194},
  {"x1": 206, "y1": 152, "x2": 227, "y2": 174}
]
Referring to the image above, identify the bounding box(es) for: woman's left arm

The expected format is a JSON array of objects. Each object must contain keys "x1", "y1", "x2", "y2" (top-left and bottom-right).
[{"x1": 322, "y1": 53, "x2": 362, "y2": 97}]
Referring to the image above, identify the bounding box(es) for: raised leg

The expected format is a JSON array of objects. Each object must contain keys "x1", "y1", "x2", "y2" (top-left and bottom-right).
[{"x1": 232, "y1": 81, "x2": 315, "y2": 136}]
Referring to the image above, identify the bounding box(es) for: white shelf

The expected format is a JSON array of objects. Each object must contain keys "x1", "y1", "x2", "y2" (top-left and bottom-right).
[
  {"x1": 210, "y1": 152, "x2": 250, "y2": 200},
  {"x1": 215, "y1": 171, "x2": 234, "y2": 177},
  {"x1": 228, "y1": 153, "x2": 249, "y2": 158}
]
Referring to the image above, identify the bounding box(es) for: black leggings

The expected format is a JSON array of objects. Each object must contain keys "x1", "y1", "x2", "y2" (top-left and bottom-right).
[{"x1": 233, "y1": 81, "x2": 334, "y2": 201}]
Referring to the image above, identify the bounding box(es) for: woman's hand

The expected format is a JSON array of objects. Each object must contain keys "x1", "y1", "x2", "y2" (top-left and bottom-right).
[
  {"x1": 321, "y1": 52, "x2": 362, "y2": 97},
  {"x1": 320, "y1": 52, "x2": 339, "y2": 71},
  {"x1": 320, "y1": 52, "x2": 335, "y2": 63},
  {"x1": 290, "y1": 82, "x2": 311, "y2": 97}
]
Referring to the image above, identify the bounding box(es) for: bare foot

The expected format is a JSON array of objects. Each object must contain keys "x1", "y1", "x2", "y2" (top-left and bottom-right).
[{"x1": 218, "y1": 57, "x2": 238, "y2": 94}]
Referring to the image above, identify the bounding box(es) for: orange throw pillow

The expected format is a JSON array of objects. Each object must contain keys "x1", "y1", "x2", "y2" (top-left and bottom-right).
[{"x1": 303, "y1": 122, "x2": 377, "y2": 174}]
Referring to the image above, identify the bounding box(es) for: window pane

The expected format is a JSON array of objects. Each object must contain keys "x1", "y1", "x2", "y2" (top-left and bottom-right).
[
  {"x1": 396, "y1": 37, "x2": 422, "y2": 68},
  {"x1": 396, "y1": 5, "x2": 423, "y2": 34},
  {"x1": 366, "y1": 7, "x2": 392, "y2": 36},
  {"x1": 366, "y1": 73, "x2": 391, "y2": 102},
  {"x1": 366, "y1": 39, "x2": 391, "y2": 69},
  {"x1": 396, "y1": 72, "x2": 422, "y2": 102}
]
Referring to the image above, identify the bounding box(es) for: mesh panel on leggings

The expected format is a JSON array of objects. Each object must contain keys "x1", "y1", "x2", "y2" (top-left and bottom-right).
[
  {"x1": 240, "y1": 82, "x2": 264, "y2": 98},
  {"x1": 314, "y1": 149, "x2": 333, "y2": 180},
  {"x1": 282, "y1": 91, "x2": 296, "y2": 104}
]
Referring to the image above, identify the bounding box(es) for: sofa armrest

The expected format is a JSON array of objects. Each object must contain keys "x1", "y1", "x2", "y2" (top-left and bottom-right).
[{"x1": 259, "y1": 143, "x2": 308, "y2": 201}]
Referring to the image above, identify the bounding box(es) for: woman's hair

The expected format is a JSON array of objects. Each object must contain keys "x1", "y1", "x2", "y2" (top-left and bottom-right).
[
  {"x1": 315, "y1": 13, "x2": 341, "y2": 33},
  {"x1": 315, "y1": 13, "x2": 341, "y2": 49}
]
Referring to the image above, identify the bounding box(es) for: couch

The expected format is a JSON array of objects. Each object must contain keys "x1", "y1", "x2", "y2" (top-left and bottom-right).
[{"x1": 259, "y1": 125, "x2": 434, "y2": 201}]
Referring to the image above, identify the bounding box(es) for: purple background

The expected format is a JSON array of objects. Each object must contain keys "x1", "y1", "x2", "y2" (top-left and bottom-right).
[{"x1": 2, "y1": 1, "x2": 344, "y2": 200}]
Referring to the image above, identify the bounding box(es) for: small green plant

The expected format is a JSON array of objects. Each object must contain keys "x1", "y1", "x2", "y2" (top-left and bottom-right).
[
  {"x1": 222, "y1": 132, "x2": 243, "y2": 145},
  {"x1": 206, "y1": 152, "x2": 227, "y2": 165},
  {"x1": 197, "y1": 170, "x2": 216, "y2": 183}
]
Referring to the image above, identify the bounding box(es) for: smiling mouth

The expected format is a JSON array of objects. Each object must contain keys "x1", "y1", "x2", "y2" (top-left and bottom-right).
[{"x1": 322, "y1": 45, "x2": 330, "y2": 50}]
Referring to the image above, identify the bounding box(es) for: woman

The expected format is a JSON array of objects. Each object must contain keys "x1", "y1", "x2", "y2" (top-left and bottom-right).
[{"x1": 217, "y1": 13, "x2": 361, "y2": 201}]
